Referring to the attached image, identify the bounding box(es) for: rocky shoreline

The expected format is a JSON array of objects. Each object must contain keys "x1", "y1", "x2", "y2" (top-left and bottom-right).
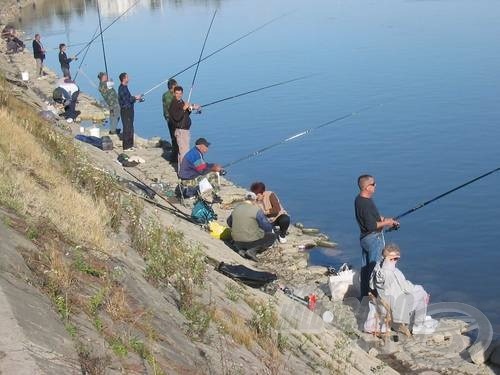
[{"x1": 1, "y1": 1, "x2": 499, "y2": 374}]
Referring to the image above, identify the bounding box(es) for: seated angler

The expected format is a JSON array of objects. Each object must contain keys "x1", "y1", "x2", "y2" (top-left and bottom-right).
[
  {"x1": 250, "y1": 182, "x2": 290, "y2": 244},
  {"x1": 178, "y1": 137, "x2": 223, "y2": 198},
  {"x1": 227, "y1": 192, "x2": 277, "y2": 261},
  {"x1": 365, "y1": 243, "x2": 438, "y2": 335}
]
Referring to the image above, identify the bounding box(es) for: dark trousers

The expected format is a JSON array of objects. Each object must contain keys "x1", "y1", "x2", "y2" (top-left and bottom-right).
[
  {"x1": 273, "y1": 214, "x2": 290, "y2": 236},
  {"x1": 167, "y1": 119, "x2": 178, "y2": 160},
  {"x1": 121, "y1": 107, "x2": 134, "y2": 150},
  {"x1": 234, "y1": 232, "x2": 277, "y2": 253},
  {"x1": 63, "y1": 91, "x2": 79, "y2": 119}
]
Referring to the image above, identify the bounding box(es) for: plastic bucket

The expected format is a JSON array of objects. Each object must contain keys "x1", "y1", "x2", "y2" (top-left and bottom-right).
[
  {"x1": 21, "y1": 71, "x2": 29, "y2": 81},
  {"x1": 89, "y1": 127, "x2": 100, "y2": 137}
]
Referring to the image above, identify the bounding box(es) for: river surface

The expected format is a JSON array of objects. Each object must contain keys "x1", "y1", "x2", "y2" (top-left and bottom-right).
[{"x1": 18, "y1": 0, "x2": 500, "y2": 333}]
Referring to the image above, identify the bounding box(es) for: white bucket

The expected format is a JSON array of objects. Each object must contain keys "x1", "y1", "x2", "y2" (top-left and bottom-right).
[
  {"x1": 21, "y1": 71, "x2": 29, "y2": 81},
  {"x1": 89, "y1": 127, "x2": 100, "y2": 137}
]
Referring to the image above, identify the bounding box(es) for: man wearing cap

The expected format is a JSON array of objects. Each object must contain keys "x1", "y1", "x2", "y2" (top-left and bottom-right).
[
  {"x1": 178, "y1": 138, "x2": 222, "y2": 190},
  {"x1": 98, "y1": 72, "x2": 121, "y2": 135},
  {"x1": 227, "y1": 192, "x2": 277, "y2": 261},
  {"x1": 355, "y1": 174, "x2": 399, "y2": 298},
  {"x1": 162, "y1": 78, "x2": 178, "y2": 162}
]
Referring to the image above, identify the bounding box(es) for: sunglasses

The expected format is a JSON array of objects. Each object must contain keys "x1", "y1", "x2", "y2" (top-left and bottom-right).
[
  {"x1": 368, "y1": 182, "x2": 376, "y2": 187},
  {"x1": 389, "y1": 257, "x2": 400, "y2": 261}
]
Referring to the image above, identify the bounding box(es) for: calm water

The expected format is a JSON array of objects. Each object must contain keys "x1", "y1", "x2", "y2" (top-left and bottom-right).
[{"x1": 19, "y1": 0, "x2": 500, "y2": 332}]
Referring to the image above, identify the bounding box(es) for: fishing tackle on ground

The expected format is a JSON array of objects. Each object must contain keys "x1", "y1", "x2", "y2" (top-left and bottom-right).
[
  {"x1": 222, "y1": 103, "x2": 385, "y2": 169},
  {"x1": 187, "y1": 10, "x2": 217, "y2": 103},
  {"x1": 142, "y1": 11, "x2": 293, "y2": 96}
]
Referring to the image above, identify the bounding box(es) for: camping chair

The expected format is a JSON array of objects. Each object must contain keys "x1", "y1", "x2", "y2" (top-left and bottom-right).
[{"x1": 368, "y1": 291, "x2": 411, "y2": 340}]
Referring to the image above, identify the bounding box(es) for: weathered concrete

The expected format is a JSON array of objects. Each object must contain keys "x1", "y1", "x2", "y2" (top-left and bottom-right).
[{"x1": 0, "y1": 211, "x2": 80, "y2": 374}]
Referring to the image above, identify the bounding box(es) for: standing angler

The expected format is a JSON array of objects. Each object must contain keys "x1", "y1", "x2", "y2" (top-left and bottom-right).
[
  {"x1": 32, "y1": 33, "x2": 46, "y2": 78},
  {"x1": 168, "y1": 86, "x2": 200, "y2": 166},
  {"x1": 98, "y1": 72, "x2": 121, "y2": 135},
  {"x1": 162, "y1": 78, "x2": 178, "y2": 162},
  {"x1": 118, "y1": 72, "x2": 143, "y2": 151},
  {"x1": 354, "y1": 174, "x2": 399, "y2": 298},
  {"x1": 58, "y1": 43, "x2": 77, "y2": 78}
]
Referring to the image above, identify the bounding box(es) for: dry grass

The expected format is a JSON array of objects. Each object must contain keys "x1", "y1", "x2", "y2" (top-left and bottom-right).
[
  {"x1": 106, "y1": 286, "x2": 133, "y2": 322},
  {"x1": 0, "y1": 101, "x2": 115, "y2": 252},
  {"x1": 213, "y1": 308, "x2": 255, "y2": 349}
]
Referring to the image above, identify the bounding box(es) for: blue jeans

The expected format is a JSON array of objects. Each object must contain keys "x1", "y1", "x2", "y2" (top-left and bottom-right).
[{"x1": 360, "y1": 232, "x2": 385, "y2": 297}]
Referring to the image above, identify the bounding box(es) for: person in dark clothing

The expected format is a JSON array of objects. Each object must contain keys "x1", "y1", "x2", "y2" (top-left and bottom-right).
[
  {"x1": 167, "y1": 86, "x2": 200, "y2": 165},
  {"x1": 118, "y1": 72, "x2": 143, "y2": 151},
  {"x1": 58, "y1": 43, "x2": 77, "y2": 78},
  {"x1": 32, "y1": 34, "x2": 46, "y2": 77},
  {"x1": 354, "y1": 174, "x2": 399, "y2": 298},
  {"x1": 162, "y1": 78, "x2": 178, "y2": 162},
  {"x1": 227, "y1": 192, "x2": 276, "y2": 261}
]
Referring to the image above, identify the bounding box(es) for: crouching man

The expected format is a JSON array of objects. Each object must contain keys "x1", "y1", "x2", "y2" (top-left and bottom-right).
[
  {"x1": 52, "y1": 77, "x2": 80, "y2": 122},
  {"x1": 227, "y1": 192, "x2": 277, "y2": 261}
]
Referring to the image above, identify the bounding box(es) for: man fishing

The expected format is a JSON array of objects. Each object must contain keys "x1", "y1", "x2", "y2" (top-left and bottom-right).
[
  {"x1": 58, "y1": 43, "x2": 77, "y2": 78},
  {"x1": 118, "y1": 72, "x2": 143, "y2": 151},
  {"x1": 168, "y1": 86, "x2": 200, "y2": 165},
  {"x1": 354, "y1": 174, "x2": 399, "y2": 298},
  {"x1": 98, "y1": 72, "x2": 121, "y2": 135},
  {"x1": 162, "y1": 78, "x2": 178, "y2": 162},
  {"x1": 32, "y1": 34, "x2": 46, "y2": 78}
]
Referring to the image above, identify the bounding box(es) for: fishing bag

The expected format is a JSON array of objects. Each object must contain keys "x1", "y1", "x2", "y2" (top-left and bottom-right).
[
  {"x1": 217, "y1": 262, "x2": 277, "y2": 288},
  {"x1": 191, "y1": 198, "x2": 217, "y2": 224}
]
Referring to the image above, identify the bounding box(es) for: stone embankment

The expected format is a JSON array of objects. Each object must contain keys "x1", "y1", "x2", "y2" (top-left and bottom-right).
[{"x1": 1, "y1": 1, "x2": 499, "y2": 374}]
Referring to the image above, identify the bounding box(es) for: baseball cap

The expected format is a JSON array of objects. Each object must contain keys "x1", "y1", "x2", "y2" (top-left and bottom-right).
[{"x1": 195, "y1": 138, "x2": 210, "y2": 147}]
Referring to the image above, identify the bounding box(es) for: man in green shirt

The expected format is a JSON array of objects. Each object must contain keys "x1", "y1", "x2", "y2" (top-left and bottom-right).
[
  {"x1": 162, "y1": 78, "x2": 178, "y2": 162},
  {"x1": 98, "y1": 72, "x2": 121, "y2": 135}
]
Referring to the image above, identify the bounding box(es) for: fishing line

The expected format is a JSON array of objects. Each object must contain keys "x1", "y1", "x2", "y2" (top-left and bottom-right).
[
  {"x1": 392, "y1": 167, "x2": 500, "y2": 222},
  {"x1": 96, "y1": 0, "x2": 109, "y2": 76},
  {"x1": 73, "y1": 27, "x2": 99, "y2": 81},
  {"x1": 187, "y1": 10, "x2": 217, "y2": 103},
  {"x1": 223, "y1": 103, "x2": 385, "y2": 169},
  {"x1": 197, "y1": 74, "x2": 315, "y2": 110},
  {"x1": 74, "y1": 0, "x2": 140, "y2": 57},
  {"x1": 142, "y1": 11, "x2": 293, "y2": 96}
]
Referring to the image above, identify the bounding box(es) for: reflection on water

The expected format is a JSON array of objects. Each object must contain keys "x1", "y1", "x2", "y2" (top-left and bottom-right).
[{"x1": 18, "y1": 0, "x2": 222, "y2": 26}]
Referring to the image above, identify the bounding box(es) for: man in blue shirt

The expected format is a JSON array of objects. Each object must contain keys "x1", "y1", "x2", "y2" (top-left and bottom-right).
[{"x1": 118, "y1": 72, "x2": 143, "y2": 151}]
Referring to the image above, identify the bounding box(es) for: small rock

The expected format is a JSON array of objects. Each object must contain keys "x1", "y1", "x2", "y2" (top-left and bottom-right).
[
  {"x1": 432, "y1": 334, "x2": 445, "y2": 344},
  {"x1": 315, "y1": 239, "x2": 337, "y2": 248},
  {"x1": 317, "y1": 233, "x2": 329, "y2": 240},
  {"x1": 294, "y1": 222, "x2": 304, "y2": 229},
  {"x1": 368, "y1": 347, "x2": 379, "y2": 357},
  {"x1": 301, "y1": 227, "x2": 320, "y2": 235}
]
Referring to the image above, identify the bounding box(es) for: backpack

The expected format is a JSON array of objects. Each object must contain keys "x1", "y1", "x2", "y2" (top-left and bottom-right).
[{"x1": 191, "y1": 198, "x2": 217, "y2": 224}]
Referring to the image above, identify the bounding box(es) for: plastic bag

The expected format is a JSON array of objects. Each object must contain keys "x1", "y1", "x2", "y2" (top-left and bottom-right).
[{"x1": 328, "y1": 263, "x2": 357, "y2": 301}]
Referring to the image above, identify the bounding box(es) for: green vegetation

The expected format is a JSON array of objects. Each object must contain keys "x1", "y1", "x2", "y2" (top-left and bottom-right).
[{"x1": 225, "y1": 282, "x2": 245, "y2": 302}]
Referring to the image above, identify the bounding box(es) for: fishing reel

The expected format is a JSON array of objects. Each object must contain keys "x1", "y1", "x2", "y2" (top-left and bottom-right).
[
  {"x1": 220, "y1": 169, "x2": 227, "y2": 176},
  {"x1": 139, "y1": 96, "x2": 145, "y2": 103},
  {"x1": 387, "y1": 223, "x2": 400, "y2": 232}
]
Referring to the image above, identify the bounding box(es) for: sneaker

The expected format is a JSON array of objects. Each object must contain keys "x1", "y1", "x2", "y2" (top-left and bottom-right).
[
  {"x1": 278, "y1": 235, "x2": 287, "y2": 244},
  {"x1": 245, "y1": 248, "x2": 258, "y2": 262},
  {"x1": 412, "y1": 320, "x2": 438, "y2": 335},
  {"x1": 66, "y1": 118, "x2": 73, "y2": 123},
  {"x1": 124, "y1": 147, "x2": 135, "y2": 152}
]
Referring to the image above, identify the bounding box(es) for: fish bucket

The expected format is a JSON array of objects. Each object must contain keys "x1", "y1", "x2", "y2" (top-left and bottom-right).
[{"x1": 89, "y1": 127, "x2": 100, "y2": 137}]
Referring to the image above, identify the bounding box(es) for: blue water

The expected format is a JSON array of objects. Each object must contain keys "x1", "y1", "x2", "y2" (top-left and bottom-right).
[{"x1": 19, "y1": 0, "x2": 500, "y2": 332}]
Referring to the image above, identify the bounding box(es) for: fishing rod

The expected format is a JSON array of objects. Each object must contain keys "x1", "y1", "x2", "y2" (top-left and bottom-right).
[
  {"x1": 142, "y1": 11, "x2": 292, "y2": 96},
  {"x1": 73, "y1": 27, "x2": 99, "y2": 81},
  {"x1": 222, "y1": 103, "x2": 383, "y2": 169},
  {"x1": 74, "y1": 0, "x2": 140, "y2": 57},
  {"x1": 96, "y1": 0, "x2": 109, "y2": 76},
  {"x1": 196, "y1": 74, "x2": 314, "y2": 111},
  {"x1": 187, "y1": 10, "x2": 217, "y2": 103},
  {"x1": 122, "y1": 168, "x2": 195, "y2": 222},
  {"x1": 392, "y1": 167, "x2": 500, "y2": 222}
]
